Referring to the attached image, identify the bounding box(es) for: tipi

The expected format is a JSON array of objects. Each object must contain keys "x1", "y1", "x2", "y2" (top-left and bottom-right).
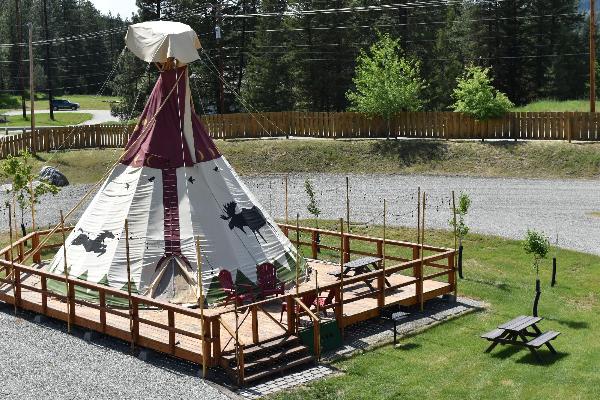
[{"x1": 47, "y1": 21, "x2": 305, "y2": 305}]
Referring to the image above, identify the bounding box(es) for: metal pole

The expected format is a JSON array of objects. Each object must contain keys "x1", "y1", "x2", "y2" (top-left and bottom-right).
[
  {"x1": 28, "y1": 22, "x2": 35, "y2": 147},
  {"x1": 592, "y1": 0, "x2": 597, "y2": 112},
  {"x1": 124, "y1": 219, "x2": 134, "y2": 352},
  {"x1": 195, "y1": 236, "x2": 207, "y2": 378},
  {"x1": 60, "y1": 210, "x2": 70, "y2": 333}
]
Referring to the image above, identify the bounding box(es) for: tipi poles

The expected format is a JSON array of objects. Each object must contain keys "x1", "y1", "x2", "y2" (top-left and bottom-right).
[
  {"x1": 195, "y1": 235, "x2": 207, "y2": 378},
  {"x1": 60, "y1": 210, "x2": 71, "y2": 333},
  {"x1": 124, "y1": 220, "x2": 135, "y2": 352},
  {"x1": 8, "y1": 204, "x2": 17, "y2": 315},
  {"x1": 419, "y1": 193, "x2": 426, "y2": 311}
]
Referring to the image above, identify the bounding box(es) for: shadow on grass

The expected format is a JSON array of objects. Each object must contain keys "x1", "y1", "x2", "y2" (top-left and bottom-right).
[
  {"x1": 395, "y1": 342, "x2": 421, "y2": 351},
  {"x1": 550, "y1": 318, "x2": 589, "y2": 330},
  {"x1": 463, "y1": 277, "x2": 511, "y2": 291},
  {"x1": 516, "y1": 351, "x2": 569, "y2": 366},
  {"x1": 370, "y1": 140, "x2": 448, "y2": 165}
]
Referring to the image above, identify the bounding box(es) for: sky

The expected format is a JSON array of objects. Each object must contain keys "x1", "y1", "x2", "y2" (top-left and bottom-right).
[{"x1": 90, "y1": 0, "x2": 138, "y2": 19}]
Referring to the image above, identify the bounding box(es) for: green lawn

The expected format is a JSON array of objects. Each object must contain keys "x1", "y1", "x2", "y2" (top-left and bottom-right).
[
  {"x1": 1, "y1": 113, "x2": 93, "y2": 127},
  {"x1": 8, "y1": 139, "x2": 600, "y2": 183},
  {"x1": 0, "y1": 94, "x2": 118, "y2": 112},
  {"x1": 269, "y1": 221, "x2": 600, "y2": 400},
  {"x1": 512, "y1": 99, "x2": 594, "y2": 112}
]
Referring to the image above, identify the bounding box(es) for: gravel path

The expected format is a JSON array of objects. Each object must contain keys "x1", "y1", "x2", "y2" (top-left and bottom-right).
[
  {"x1": 0, "y1": 304, "x2": 232, "y2": 400},
  {"x1": 2, "y1": 173, "x2": 598, "y2": 255}
]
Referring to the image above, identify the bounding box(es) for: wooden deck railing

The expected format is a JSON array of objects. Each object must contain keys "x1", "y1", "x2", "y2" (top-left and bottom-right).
[
  {"x1": 0, "y1": 223, "x2": 456, "y2": 385},
  {"x1": 1, "y1": 110, "x2": 599, "y2": 158}
]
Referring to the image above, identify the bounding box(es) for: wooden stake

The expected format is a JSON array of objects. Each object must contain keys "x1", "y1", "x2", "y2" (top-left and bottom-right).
[
  {"x1": 452, "y1": 191, "x2": 457, "y2": 267},
  {"x1": 296, "y1": 213, "x2": 300, "y2": 296},
  {"x1": 417, "y1": 187, "x2": 421, "y2": 245},
  {"x1": 346, "y1": 176, "x2": 350, "y2": 232},
  {"x1": 124, "y1": 219, "x2": 134, "y2": 352},
  {"x1": 285, "y1": 174, "x2": 289, "y2": 225},
  {"x1": 8, "y1": 204, "x2": 17, "y2": 315},
  {"x1": 60, "y1": 210, "x2": 70, "y2": 333},
  {"x1": 419, "y1": 193, "x2": 426, "y2": 311},
  {"x1": 30, "y1": 180, "x2": 35, "y2": 231},
  {"x1": 195, "y1": 235, "x2": 207, "y2": 378}
]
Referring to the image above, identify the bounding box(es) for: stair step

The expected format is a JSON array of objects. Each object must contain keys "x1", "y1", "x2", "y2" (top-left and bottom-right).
[
  {"x1": 222, "y1": 335, "x2": 300, "y2": 362},
  {"x1": 243, "y1": 355, "x2": 315, "y2": 384},
  {"x1": 243, "y1": 345, "x2": 310, "y2": 370}
]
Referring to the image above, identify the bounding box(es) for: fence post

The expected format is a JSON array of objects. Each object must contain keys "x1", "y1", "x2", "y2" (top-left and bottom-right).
[
  {"x1": 14, "y1": 266, "x2": 21, "y2": 307},
  {"x1": 251, "y1": 305, "x2": 259, "y2": 344},
  {"x1": 132, "y1": 298, "x2": 139, "y2": 346},
  {"x1": 212, "y1": 317, "x2": 221, "y2": 364},
  {"x1": 311, "y1": 230, "x2": 318, "y2": 259},
  {"x1": 68, "y1": 281, "x2": 75, "y2": 326},
  {"x1": 202, "y1": 317, "x2": 212, "y2": 368},
  {"x1": 41, "y1": 275, "x2": 47, "y2": 314},
  {"x1": 343, "y1": 235, "x2": 350, "y2": 263},
  {"x1": 168, "y1": 309, "x2": 175, "y2": 354},
  {"x1": 449, "y1": 251, "x2": 457, "y2": 299},
  {"x1": 286, "y1": 296, "x2": 296, "y2": 334}
]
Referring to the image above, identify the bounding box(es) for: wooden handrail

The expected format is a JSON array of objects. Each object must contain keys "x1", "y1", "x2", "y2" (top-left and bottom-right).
[{"x1": 293, "y1": 297, "x2": 320, "y2": 322}]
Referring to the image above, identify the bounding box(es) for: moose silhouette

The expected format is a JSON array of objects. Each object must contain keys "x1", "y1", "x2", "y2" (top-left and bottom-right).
[
  {"x1": 71, "y1": 229, "x2": 115, "y2": 255},
  {"x1": 220, "y1": 201, "x2": 271, "y2": 242}
]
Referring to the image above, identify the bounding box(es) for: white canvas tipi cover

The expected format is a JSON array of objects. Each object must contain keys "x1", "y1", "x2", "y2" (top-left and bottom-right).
[{"x1": 47, "y1": 22, "x2": 305, "y2": 305}]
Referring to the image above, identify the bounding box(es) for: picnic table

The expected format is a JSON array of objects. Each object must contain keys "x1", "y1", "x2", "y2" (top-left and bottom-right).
[
  {"x1": 330, "y1": 256, "x2": 391, "y2": 291},
  {"x1": 481, "y1": 315, "x2": 560, "y2": 361}
]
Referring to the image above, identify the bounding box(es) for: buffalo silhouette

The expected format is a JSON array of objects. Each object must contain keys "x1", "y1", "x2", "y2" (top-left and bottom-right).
[{"x1": 220, "y1": 201, "x2": 271, "y2": 242}]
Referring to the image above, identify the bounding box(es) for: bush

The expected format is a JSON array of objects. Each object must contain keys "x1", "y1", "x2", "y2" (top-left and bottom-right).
[{"x1": 452, "y1": 65, "x2": 514, "y2": 120}]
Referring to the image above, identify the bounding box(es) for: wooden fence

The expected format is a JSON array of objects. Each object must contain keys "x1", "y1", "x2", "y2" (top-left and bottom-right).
[{"x1": 2, "y1": 110, "x2": 597, "y2": 159}]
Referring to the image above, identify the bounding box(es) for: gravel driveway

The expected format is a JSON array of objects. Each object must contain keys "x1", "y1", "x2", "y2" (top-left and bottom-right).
[
  {"x1": 0, "y1": 304, "x2": 231, "y2": 400},
  {"x1": 2, "y1": 173, "x2": 598, "y2": 255}
]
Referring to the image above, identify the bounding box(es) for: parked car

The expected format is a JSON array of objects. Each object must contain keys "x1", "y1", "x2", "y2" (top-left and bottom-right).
[{"x1": 51, "y1": 99, "x2": 80, "y2": 111}]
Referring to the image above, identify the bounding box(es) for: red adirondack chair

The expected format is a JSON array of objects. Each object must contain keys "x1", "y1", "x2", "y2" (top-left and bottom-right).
[
  {"x1": 256, "y1": 263, "x2": 285, "y2": 299},
  {"x1": 279, "y1": 288, "x2": 336, "y2": 322},
  {"x1": 218, "y1": 270, "x2": 255, "y2": 306}
]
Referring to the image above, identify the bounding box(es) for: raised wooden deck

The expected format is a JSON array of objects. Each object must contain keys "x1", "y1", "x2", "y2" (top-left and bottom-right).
[{"x1": 0, "y1": 224, "x2": 456, "y2": 384}]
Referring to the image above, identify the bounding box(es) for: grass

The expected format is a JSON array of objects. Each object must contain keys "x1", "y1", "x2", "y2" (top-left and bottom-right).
[
  {"x1": 0, "y1": 94, "x2": 118, "y2": 112},
  {"x1": 7, "y1": 139, "x2": 600, "y2": 184},
  {"x1": 1, "y1": 113, "x2": 93, "y2": 127},
  {"x1": 268, "y1": 221, "x2": 600, "y2": 400},
  {"x1": 512, "y1": 99, "x2": 594, "y2": 112}
]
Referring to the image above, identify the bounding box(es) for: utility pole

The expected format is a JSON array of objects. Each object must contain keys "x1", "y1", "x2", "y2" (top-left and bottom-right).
[
  {"x1": 591, "y1": 0, "x2": 596, "y2": 113},
  {"x1": 42, "y1": 0, "x2": 54, "y2": 120},
  {"x1": 15, "y1": 0, "x2": 26, "y2": 119},
  {"x1": 156, "y1": 0, "x2": 161, "y2": 19},
  {"x1": 28, "y1": 22, "x2": 35, "y2": 148},
  {"x1": 215, "y1": 1, "x2": 225, "y2": 114}
]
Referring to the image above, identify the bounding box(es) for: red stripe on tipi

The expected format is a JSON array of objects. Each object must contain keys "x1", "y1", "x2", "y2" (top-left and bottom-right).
[{"x1": 162, "y1": 168, "x2": 181, "y2": 256}]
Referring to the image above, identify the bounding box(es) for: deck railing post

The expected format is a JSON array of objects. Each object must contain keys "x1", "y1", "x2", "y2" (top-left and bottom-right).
[
  {"x1": 132, "y1": 298, "x2": 139, "y2": 346},
  {"x1": 251, "y1": 305, "x2": 259, "y2": 344},
  {"x1": 211, "y1": 317, "x2": 221, "y2": 364},
  {"x1": 14, "y1": 266, "x2": 21, "y2": 307},
  {"x1": 286, "y1": 296, "x2": 296, "y2": 334},
  {"x1": 311, "y1": 230, "x2": 318, "y2": 259},
  {"x1": 41, "y1": 275, "x2": 47, "y2": 314},
  {"x1": 99, "y1": 290, "x2": 106, "y2": 333},
  {"x1": 202, "y1": 316, "x2": 211, "y2": 369},
  {"x1": 412, "y1": 246, "x2": 420, "y2": 277},
  {"x1": 168, "y1": 309, "x2": 175, "y2": 354},
  {"x1": 343, "y1": 235, "x2": 351, "y2": 263},
  {"x1": 313, "y1": 318, "x2": 321, "y2": 360},
  {"x1": 449, "y1": 252, "x2": 457, "y2": 299},
  {"x1": 68, "y1": 281, "x2": 75, "y2": 326}
]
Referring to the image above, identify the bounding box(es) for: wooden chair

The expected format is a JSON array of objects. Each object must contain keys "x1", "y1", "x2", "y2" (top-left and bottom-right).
[
  {"x1": 218, "y1": 270, "x2": 255, "y2": 306},
  {"x1": 280, "y1": 288, "x2": 336, "y2": 322},
  {"x1": 256, "y1": 262, "x2": 285, "y2": 299}
]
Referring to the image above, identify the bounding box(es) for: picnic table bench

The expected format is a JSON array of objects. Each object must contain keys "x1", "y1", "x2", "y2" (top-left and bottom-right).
[
  {"x1": 329, "y1": 256, "x2": 391, "y2": 291},
  {"x1": 481, "y1": 315, "x2": 560, "y2": 361}
]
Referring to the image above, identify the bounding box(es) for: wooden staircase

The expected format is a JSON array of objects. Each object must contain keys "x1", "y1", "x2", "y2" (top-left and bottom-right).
[{"x1": 220, "y1": 334, "x2": 315, "y2": 385}]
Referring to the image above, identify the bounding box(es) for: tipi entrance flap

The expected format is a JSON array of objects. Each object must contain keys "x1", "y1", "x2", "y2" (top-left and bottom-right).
[{"x1": 148, "y1": 255, "x2": 198, "y2": 304}]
